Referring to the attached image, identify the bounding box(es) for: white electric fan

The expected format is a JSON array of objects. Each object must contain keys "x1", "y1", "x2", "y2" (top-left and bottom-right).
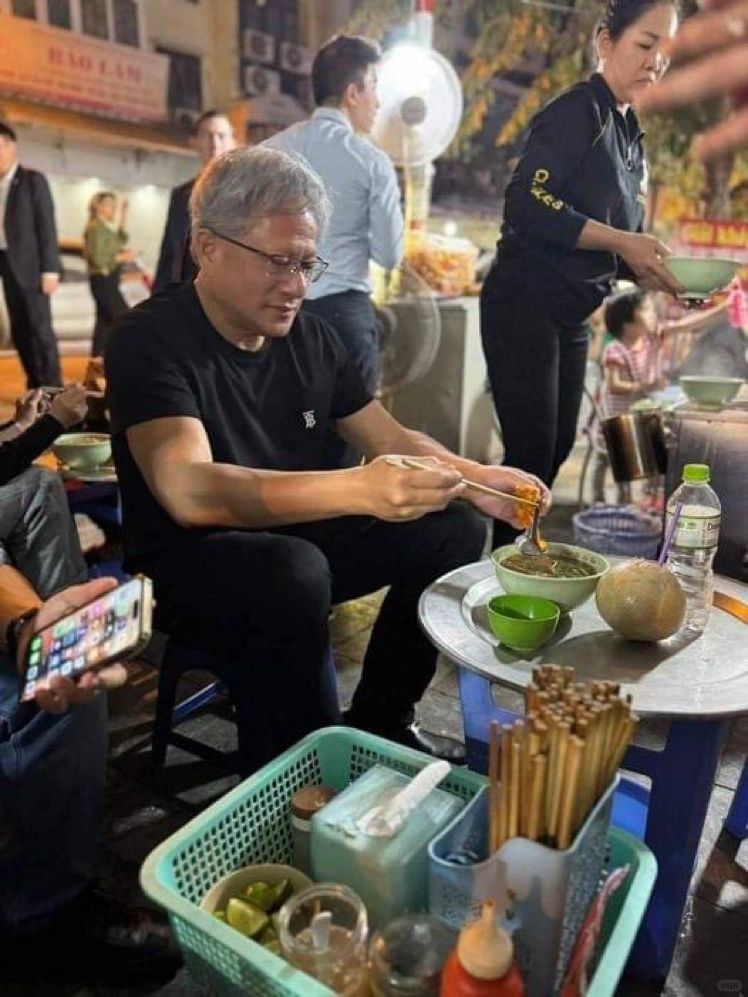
[{"x1": 370, "y1": 0, "x2": 464, "y2": 402}]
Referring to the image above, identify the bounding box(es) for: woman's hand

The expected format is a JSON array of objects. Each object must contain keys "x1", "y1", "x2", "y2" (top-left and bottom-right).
[
  {"x1": 50, "y1": 385, "x2": 88, "y2": 428},
  {"x1": 15, "y1": 389, "x2": 45, "y2": 430},
  {"x1": 616, "y1": 232, "x2": 684, "y2": 296}
]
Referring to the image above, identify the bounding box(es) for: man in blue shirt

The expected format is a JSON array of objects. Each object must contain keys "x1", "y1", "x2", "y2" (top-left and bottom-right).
[{"x1": 265, "y1": 36, "x2": 404, "y2": 412}]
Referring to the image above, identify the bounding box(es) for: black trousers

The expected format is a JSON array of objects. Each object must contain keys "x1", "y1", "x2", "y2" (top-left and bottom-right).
[
  {"x1": 481, "y1": 281, "x2": 589, "y2": 547},
  {"x1": 89, "y1": 271, "x2": 129, "y2": 358},
  {"x1": 149, "y1": 503, "x2": 486, "y2": 773},
  {"x1": 0, "y1": 251, "x2": 61, "y2": 388},
  {"x1": 303, "y1": 291, "x2": 380, "y2": 469}
]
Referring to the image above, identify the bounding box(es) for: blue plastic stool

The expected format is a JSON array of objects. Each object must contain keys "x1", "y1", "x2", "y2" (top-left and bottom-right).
[
  {"x1": 65, "y1": 480, "x2": 122, "y2": 527},
  {"x1": 152, "y1": 642, "x2": 340, "y2": 774},
  {"x1": 725, "y1": 756, "x2": 748, "y2": 839},
  {"x1": 151, "y1": 642, "x2": 235, "y2": 772},
  {"x1": 458, "y1": 668, "x2": 728, "y2": 982}
]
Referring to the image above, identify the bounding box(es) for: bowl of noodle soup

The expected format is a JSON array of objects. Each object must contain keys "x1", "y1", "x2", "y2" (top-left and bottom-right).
[{"x1": 491, "y1": 542, "x2": 609, "y2": 613}]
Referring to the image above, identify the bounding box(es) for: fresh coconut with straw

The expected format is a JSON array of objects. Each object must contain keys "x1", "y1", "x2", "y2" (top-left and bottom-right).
[{"x1": 596, "y1": 503, "x2": 687, "y2": 642}]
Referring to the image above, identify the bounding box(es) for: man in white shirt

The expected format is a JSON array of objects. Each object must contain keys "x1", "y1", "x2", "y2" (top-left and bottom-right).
[
  {"x1": 0, "y1": 122, "x2": 62, "y2": 387},
  {"x1": 265, "y1": 36, "x2": 404, "y2": 424}
]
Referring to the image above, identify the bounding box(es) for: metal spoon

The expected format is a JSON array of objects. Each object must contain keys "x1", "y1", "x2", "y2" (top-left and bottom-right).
[{"x1": 515, "y1": 503, "x2": 554, "y2": 565}]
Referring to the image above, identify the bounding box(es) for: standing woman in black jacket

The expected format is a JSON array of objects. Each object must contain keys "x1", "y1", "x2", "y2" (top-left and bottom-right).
[{"x1": 481, "y1": 0, "x2": 684, "y2": 547}]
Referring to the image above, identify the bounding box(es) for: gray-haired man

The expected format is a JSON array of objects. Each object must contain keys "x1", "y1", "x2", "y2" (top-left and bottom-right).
[{"x1": 106, "y1": 147, "x2": 549, "y2": 772}]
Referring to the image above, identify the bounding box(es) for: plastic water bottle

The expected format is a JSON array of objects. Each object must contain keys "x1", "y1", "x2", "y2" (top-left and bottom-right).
[{"x1": 665, "y1": 464, "x2": 721, "y2": 632}]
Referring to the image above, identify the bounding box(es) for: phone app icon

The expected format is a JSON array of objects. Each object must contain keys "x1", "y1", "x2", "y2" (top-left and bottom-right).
[
  {"x1": 74, "y1": 655, "x2": 85, "y2": 671},
  {"x1": 51, "y1": 653, "x2": 61, "y2": 667},
  {"x1": 29, "y1": 650, "x2": 40, "y2": 665},
  {"x1": 53, "y1": 639, "x2": 62, "y2": 653},
  {"x1": 30, "y1": 635, "x2": 41, "y2": 651},
  {"x1": 25, "y1": 681, "x2": 35, "y2": 697},
  {"x1": 27, "y1": 665, "x2": 38, "y2": 680},
  {"x1": 62, "y1": 662, "x2": 72, "y2": 676}
]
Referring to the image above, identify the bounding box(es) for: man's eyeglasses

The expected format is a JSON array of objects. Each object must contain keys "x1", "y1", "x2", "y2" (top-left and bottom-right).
[{"x1": 208, "y1": 229, "x2": 329, "y2": 284}]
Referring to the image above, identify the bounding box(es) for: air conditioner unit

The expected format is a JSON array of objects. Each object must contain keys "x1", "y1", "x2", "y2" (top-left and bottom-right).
[
  {"x1": 279, "y1": 41, "x2": 312, "y2": 75},
  {"x1": 243, "y1": 64, "x2": 281, "y2": 98},
  {"x1": 243, "y1": 28, "x2": 276, "y2": 64},
  {"x1": 172, "y1": 106, "x2": 201, "y2": 129}
]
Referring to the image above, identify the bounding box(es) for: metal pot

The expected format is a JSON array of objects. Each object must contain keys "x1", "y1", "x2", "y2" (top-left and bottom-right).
[{"x1": 601, "y1": 410, "x2": 668, "y2": 482}]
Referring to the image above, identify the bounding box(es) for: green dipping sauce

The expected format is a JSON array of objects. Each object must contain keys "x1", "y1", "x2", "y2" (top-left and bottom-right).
[{"x1": 502, "y1": 553, "x2": 597, "y2": 579}]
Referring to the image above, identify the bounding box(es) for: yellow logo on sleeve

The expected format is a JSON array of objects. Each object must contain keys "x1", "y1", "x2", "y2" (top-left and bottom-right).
[{"x1": 530, "y1": 167, "x2": 563, "y2": 211}]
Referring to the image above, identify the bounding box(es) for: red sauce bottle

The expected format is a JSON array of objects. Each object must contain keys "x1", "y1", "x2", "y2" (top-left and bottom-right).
[{"x1": 440, "y1": 902, "x2": 524, "y2": 996}]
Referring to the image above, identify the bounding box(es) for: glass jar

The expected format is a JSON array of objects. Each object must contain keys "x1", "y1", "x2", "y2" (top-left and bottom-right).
[
  {"x1": 369, "y1": 914, "x2": 455, "y2": 996},
  {"x1": 290, "y1": 784, "x2": 337, "y2": 874},
  {"x1": 278, "y1": 883, "x2": 369, "y2": 996}
]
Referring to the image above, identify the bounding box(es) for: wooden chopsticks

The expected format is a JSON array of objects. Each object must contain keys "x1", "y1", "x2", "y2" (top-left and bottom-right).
[
  {"x1": 486, "y1": 665, "x2": 637, "y2": 853},
  {"x1": 388, "y1": 456, "x2": 540, "y2": 508}
]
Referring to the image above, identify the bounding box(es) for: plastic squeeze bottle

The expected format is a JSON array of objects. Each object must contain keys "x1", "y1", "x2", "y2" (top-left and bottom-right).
[{"x1": 440, "y1": 902, "x2": 524, "y2": 996}]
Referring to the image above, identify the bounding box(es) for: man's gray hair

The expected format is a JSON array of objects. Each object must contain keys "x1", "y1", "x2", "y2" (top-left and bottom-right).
[{"x1": 190, "y1": 146, "x2": 331, "y2": 241}]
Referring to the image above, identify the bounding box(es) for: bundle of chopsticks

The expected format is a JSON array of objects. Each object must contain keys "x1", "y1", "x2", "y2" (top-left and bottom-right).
[{"x1": 488, "y1": 665, "x2": 637, "y2": 853}]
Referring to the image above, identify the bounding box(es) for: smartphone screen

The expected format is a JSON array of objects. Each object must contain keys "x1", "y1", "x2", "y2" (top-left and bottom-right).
[{"x1": 21, "y1": 577, "x2": 151, "y2": 702}]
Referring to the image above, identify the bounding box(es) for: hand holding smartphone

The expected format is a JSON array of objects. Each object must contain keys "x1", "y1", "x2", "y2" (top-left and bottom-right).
[{"x1": 21, "y1": 576, "x2": 153, "y2": 702}]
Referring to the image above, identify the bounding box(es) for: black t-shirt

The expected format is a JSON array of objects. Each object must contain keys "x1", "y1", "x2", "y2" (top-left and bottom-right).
[
  {"x1": 489, "y1": 74, "x2": 647, "y2": 324},
  {"x1": 106, "y1": 284, "x2": 372, "y2": 571}
]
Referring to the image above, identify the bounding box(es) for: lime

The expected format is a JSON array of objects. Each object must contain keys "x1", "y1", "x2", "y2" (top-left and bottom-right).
[
  {"x1": 244, "y1": 881, "x2": 276, "y2": 911},
  {"x1": 227, "y1": 897, "x2": 270, "y2": 938},
  {"x1": 262, "y1": 938, "x2": 282, "y2": 956}
]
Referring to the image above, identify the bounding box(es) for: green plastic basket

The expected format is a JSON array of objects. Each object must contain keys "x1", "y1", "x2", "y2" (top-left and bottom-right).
[{"x1": 140, "y1": 727, "x2": 656, "y2": 997}]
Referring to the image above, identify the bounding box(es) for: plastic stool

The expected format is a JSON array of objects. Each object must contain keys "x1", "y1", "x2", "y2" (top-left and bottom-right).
[
  {"x1": 152, "y1": 642, "x2": 231, "y2": 770},
  {"x1": 152, "y1": 641, "x2": 340, "y2": 774},
  {"x1": 725, "y1": 756, "x2": 748, "y2": 839},
  {"x1": 458, "y1": 668, "x2": 728, "y2": 981}
]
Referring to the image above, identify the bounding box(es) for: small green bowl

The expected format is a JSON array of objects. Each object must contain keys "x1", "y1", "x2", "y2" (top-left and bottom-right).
[
  {"x1": 487, "y1": 594, "x2": 561, "y2": 651},
  {"x1": 679, "y1": 375, "x2": 744, "y2": 411},
  {"x1": 664, "y1": 256, "x2": 741, "y2": 298}
]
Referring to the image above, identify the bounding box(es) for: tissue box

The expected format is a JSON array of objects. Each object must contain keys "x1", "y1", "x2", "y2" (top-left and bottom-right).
[{"x1": 311, "y1": 764, "x2": 464, "y2": 928}]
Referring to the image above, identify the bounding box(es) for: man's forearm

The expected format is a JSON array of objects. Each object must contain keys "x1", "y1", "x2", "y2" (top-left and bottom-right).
[{"x1": 153, "y1": 461, "x2": 369, "y2": 529}]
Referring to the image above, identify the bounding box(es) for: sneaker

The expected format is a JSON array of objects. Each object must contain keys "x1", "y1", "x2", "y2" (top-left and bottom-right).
[{"x1": 343, "y1": 711, "x2": 467, "y2": 764}]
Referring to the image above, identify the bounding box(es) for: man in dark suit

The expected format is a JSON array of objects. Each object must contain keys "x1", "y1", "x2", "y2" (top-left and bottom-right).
[
  {"x1": 153, "y1": 109, "x2": 235, "y2": 293},
  {"x1": 0, "y1": 122, "x2": 62, "y2": 388}
]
